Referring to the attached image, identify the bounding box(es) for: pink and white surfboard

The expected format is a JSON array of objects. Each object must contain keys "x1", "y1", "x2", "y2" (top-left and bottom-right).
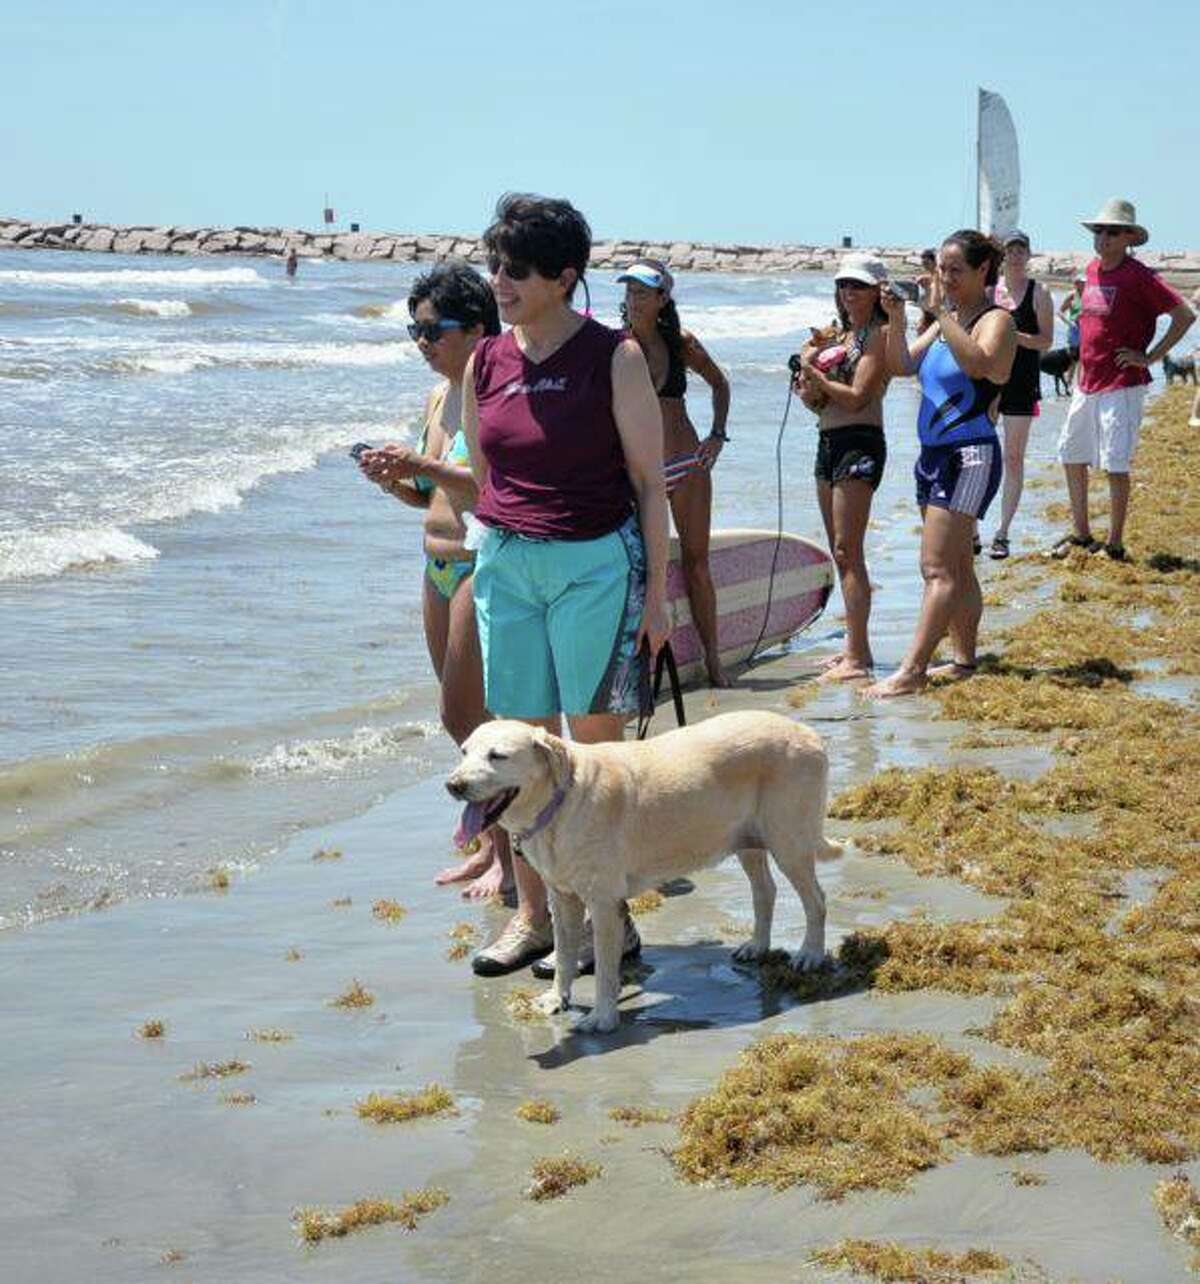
[{"x1": 666, "y1": 529, "x2": 834, "y2": 687}]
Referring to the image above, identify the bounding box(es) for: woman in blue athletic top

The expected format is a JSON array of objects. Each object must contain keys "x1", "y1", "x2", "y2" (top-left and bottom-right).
[{"x1": 864, "y1": 230, "x2": 1016, "y2": 698}]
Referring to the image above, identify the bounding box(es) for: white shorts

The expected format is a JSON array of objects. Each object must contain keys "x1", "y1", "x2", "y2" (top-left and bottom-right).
[{"x1": 1057, "y1": 386, "x2": 1146, "y2": 473}]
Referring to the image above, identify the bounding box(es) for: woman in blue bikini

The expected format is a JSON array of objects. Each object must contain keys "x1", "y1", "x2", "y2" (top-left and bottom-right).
[
  {"x1": 865, "y1": 230, "x2": 1016, "y2": 699},
  {"x1": 358, "y1": 261, "x2": 510, "y2": 898}
]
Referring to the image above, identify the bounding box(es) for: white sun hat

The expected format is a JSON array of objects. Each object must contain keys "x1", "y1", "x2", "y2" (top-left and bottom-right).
[{"x1": 1081, "y1": 198, "x2": 1148, "y2": 247}]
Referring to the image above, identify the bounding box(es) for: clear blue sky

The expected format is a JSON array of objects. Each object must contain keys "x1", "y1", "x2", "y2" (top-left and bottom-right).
[{"x1": 4, "y1": 0, "x2": 1197, "y2": 250}]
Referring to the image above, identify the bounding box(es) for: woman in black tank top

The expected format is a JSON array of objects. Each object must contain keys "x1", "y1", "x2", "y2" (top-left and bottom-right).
[
  {"x1": 989, "y1": 232, "x2": 1053, "y2": 558},
  {"x1": 620, "y1": 261, "x2": 733, "y2": 687}
]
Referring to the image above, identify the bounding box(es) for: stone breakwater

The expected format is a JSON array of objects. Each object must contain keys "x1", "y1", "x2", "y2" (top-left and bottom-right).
[{"x1": 4, "y1": 217, "x2": 1199, "y2": 287}]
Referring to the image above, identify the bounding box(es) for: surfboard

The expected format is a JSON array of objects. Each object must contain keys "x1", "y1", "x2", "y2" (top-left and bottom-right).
[{"x1": 666, "y1": 529, "x2": 834, "y2": 687}]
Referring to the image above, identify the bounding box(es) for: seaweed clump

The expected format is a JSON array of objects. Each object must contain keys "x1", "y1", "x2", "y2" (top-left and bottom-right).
[
  {"x1": 627, "y1": 889, "x2": 664, "y2": 915},
  {"x1": 246, "y1": 1028, "x2": 293, "y2": 1043},
  {"x1": 312, "y1": 847, "x2": 343, "y2": 861},
  {"x1": 675, "y1": 1034, "x2": 969, "y2": 1198},
  {"x1": 329, "y1": 980, "x2": 374, "y2": 1009},
  {"x1": 515, "y1": 1099, "x2": 560, "y2": 1124},
  {"x1": 525, "y1": 1155, "x2": 602, "y2": 1202},
  {"x1": 608, "y1": 1105, "x2": 673, "y2": 1126},
  {"x1": 138, "y1": 1019, "x2": 166, "y2": 1039},
  {"x1": 1154, "y1": 1174, "x2": 1200, "y2": 1269},
  {"x1": 355, "y1": 1085, "x2": 457, "y2": 1125},
  {"x1": 811, "y1": 1240, "x2": 1010, "y2": 1282},
  {"x1": 371, "y1": 898, "x2": 407, "y2": 923},
  {"x1": 505, "y1": 987, "x2": 547, "y2": 1024},
  {"x1": 446, "y1": 922, "x2": 478, "y2": 960},
  {"x1": 294, "y1": 1189, "x2": 448, "y2": 1243},
  {"x1": 180, "y1": 1059, "x2": 250, "y2": 1081}
]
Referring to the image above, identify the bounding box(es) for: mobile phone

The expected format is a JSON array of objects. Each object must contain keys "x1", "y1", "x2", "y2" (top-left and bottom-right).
[{"x1": 349, "y1": 442, "x2": 373, "y2": 462}]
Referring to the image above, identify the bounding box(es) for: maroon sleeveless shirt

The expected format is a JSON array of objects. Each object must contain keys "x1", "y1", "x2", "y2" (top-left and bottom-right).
[{"x1": 473, "y1": 318, "x2": 635, "y2": 540}]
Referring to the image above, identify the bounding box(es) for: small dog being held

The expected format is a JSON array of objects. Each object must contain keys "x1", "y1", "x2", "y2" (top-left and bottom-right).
[
  {"x1": 1163, "y1": 352, "x2": 1197, "y2": 386},
  {"x1": 446, "y1": 711, "x2": 842, "y2": 1034},
  {"x1": 792, "y1": 325, "x2": 848, "y2": 411},
  {"x1": 1040, "y1": 347, "x2": 1075, "y2": 397}
]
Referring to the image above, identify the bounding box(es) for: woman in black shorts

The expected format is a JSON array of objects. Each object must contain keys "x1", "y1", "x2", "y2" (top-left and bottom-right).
[
  {"x1": 795, "y1": 253, "x2": 891, "y2": 681},
  {"x1": 988, "y1": 230, "x2": 1053, "y2": 558}
]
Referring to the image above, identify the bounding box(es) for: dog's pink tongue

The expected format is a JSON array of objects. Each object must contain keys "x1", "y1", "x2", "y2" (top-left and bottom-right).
[{"x1": 454, "y1": 801, "x2": 487, "y2": 849}]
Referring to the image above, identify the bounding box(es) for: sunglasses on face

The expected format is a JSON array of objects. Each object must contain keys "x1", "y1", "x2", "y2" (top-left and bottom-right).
[
  {"x1": 406, "y1": 318, "x2": 464, "y2": 343},
  {"x1": 1096, "y1": 227, "x2": 1129, "y2": 238},
  {"x1": 486, "y1": 254, "x2": 533, "y2": 281},
  {"x1": 836, "y1": 279, "x2": 874, "y2": 291}
]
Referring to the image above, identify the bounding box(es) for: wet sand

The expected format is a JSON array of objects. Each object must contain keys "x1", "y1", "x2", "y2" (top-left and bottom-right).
[{"x1": 4, "y1": 405, "x2": 1197, "y2": 1282}]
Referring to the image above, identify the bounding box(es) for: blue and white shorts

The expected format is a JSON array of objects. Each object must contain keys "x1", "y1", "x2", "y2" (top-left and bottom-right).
[{"x1": 915, "y1": 441, "x2": 1002, "y2": 519}]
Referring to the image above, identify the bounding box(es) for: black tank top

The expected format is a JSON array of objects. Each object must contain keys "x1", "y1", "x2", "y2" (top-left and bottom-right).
[{"x1": 1002, "y1": 279, "x2": 1041, "y2": 402}]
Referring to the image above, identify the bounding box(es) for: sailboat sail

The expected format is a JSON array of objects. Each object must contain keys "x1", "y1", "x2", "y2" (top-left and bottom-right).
[{"x1": 977, "y1": 88, "x2": 1019, "y2": 237}]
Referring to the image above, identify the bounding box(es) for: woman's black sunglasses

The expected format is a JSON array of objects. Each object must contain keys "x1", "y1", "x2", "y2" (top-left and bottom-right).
[{"x1": 406, "y1": 319, "x2": 464, "y2": 343}]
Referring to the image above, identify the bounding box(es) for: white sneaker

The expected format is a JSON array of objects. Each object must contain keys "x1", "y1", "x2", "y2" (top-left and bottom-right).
[
  {"x1": 471, "y1": 913, "x2": 554, "y2": 976},
  {"x1": 531, "y1": 913, "x2": 641, "y2": 979}
]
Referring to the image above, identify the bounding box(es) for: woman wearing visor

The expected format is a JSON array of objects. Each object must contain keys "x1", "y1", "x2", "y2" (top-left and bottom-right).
[
  {"x1": 794, "y1": 253, "x2": 890, "y2": 681},
  {"x1": 619, "y1": 260, "x2": 733, "y2": 687}
]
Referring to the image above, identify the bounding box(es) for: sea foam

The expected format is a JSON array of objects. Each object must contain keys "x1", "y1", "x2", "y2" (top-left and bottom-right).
[
  {"x1": 0, "y1": 266, "x2": 265, "y2": 289},
  {"x1": 0, "y1": 527, "x2": 160, "y2": 582}
]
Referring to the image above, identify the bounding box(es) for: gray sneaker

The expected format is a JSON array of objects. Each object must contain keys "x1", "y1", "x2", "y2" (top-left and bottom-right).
[
  {"x1": 471, "y1": 913, "x2": 554, "y2": 977},
  {"x1": 531, "y1": 913, "x2": 642, "y2": 979}
]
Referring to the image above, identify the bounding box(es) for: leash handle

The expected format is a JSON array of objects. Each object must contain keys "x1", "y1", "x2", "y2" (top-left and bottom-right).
[{"x1": 636, "y1": 640, "x2": 687, "y2": 741}]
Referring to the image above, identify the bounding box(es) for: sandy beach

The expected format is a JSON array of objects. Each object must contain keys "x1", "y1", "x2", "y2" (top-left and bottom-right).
[{"x1": 5, "y1": 386, "x2": 1199, "y2": 1282}]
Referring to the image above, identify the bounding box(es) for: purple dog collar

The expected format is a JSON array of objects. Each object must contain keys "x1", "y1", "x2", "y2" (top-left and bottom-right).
[{"x1": 512, "y1": 783, "x2": 568, "y2": 850}]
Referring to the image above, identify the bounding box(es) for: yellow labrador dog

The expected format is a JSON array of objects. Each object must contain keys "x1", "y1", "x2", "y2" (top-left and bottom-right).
[{"x1": 446, "y1": 710, "x2": 840, "y2": 1034}]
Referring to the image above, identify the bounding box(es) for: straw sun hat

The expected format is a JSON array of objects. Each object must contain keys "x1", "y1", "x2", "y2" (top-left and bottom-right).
[{"x1": 1081, "y1": 198, "x2": 1149, "y2": 247}]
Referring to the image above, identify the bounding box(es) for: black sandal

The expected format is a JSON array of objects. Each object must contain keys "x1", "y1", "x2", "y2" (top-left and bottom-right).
[
  {"x1": 989, "y1": 535, "x2": 1010, "y2": 560},
  {"x1": 1051, "y1": 534, "x2": 1100, "y2": 559},
  {"x1": 1103, "y1": 543, "x2": 1127, "y2": 562}
]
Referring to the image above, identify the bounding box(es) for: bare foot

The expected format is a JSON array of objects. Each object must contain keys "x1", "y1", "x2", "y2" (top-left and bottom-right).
[
  {"x1": 706, "y1": 662, "x2": 735, "y2": 689},
  {"x1": 927, "y1": 660, "x2": 977, "y2": 682},
  {"x1": 434, "y1": 837, "x2": 492, "y2": 887},
  {"x1": 816, "y1": 652, "x2": 846, "y2": 672},
  {"x1": 461, "y1": 855, "x2": 513, "y2": 902},
  {"x1": 862, "y1": 668, "x2": 928, "y2": 699},
  {"x1": 817, "y1": 657, "x2": 874, "y2": 683}
]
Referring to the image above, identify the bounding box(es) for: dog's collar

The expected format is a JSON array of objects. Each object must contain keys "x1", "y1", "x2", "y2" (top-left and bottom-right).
[{"x1": 512, "y1": 782, "x2": 568, "y2": 850}]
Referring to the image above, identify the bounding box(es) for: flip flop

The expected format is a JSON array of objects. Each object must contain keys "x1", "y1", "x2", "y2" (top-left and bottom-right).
[{"x1": 989, "y1": 535, "x2": 1010, "y2": 560}]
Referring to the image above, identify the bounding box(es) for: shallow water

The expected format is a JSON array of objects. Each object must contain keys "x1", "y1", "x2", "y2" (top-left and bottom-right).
[{"x1": 0, "y1": 247, "x2": 1070, "y2": 929}]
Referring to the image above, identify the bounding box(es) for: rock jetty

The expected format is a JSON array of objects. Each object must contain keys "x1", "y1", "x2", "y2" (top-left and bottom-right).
[{"x1": 3, "y1": 217, "x2": 1199, "y2": 288}]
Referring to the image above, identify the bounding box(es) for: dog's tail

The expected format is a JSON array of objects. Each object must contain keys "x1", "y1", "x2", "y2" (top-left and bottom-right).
[{"x1": 815, "y1": 837, "x2": 843, "y2": 862}]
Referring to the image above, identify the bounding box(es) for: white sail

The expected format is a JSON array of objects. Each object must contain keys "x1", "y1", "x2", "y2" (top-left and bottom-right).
[{"x1": 977, "y1": 88, "x2": 1019, "y2": 237}]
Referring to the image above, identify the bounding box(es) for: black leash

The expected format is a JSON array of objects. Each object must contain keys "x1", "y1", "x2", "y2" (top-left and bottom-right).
[
  {"x1": 745, "y1": 377, "x2": 795, "y2": 667},
  {"x1": 636, "y1": 640, "x2": 687, "y2": 740}
]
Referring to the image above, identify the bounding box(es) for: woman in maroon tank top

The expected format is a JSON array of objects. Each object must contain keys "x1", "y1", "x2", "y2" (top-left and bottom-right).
[{"x1": 461, "y1": 193, "x2": 670, "y2": 979}]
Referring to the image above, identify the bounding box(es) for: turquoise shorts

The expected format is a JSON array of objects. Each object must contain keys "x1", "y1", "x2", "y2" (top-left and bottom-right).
[{"x1": 472, "y1": 513, "x2": 646, "y2": 718}]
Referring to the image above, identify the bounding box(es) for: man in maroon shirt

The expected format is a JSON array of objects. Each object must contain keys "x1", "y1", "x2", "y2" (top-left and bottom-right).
[{"x1": 1054, "y1": 199, "x2": 1194, "y2": 560}]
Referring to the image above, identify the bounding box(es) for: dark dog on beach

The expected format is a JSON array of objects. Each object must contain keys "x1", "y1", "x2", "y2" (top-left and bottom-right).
[
  {"x1": 1040, "y1": 347, "x2": 1074, "y2": 397},
  {"x1": 1163, "y1": 352, "x2": 1197, "y2": 386}
]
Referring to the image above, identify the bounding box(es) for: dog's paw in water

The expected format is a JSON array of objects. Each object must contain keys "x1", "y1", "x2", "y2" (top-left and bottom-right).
[
  {"x1": 731, "y1": 940, "x2": 770, "y2": 963},
  {"x1": 790, "y1": 946, "x2": 830, "y2": 973},
  {"x1": 572, "y1": 1008, "x2": 620, "y2": 1035},
  {"x1": 536, "y1": 989, "x2": 568, "y2": 1017}
]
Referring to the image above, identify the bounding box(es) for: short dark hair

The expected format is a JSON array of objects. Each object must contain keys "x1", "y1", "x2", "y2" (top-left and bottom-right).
[
  {"x1": 921, "y1": 248, "x2": 937, "y2": 265},
  {"x1": 482, "y1": 192, "x2": 591, "y2": 298},
  {"x1": 941, "y1": 229, "x2": 1005, "y2": 287},
  {"x1": 408, "y1": 258, "x2": 500, "y2": 334}
]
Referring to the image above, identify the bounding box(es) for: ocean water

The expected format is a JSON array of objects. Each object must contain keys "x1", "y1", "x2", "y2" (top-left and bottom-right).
[{"x1": 0, "y1": 249, "x2": 1069, "y2": 930}]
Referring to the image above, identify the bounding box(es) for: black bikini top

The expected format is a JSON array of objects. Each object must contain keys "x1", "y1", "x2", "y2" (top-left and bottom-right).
[{"x1": 657, "y1": 339, "x2": 687, "y2": 399}]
